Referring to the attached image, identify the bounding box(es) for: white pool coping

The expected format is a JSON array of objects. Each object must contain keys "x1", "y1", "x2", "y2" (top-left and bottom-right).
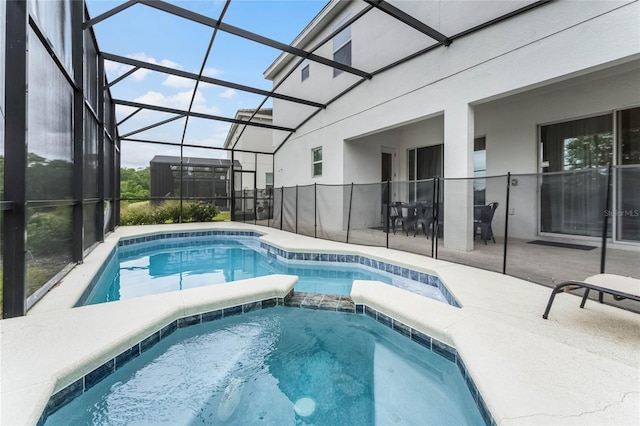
[{"x1": 1, "y1": 222, "x2": 639, "y2": 425}]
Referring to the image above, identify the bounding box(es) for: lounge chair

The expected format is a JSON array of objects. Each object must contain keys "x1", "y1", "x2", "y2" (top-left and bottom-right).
[{"x1": 542, "y1": 274, "x2": 640, "y2": 319}]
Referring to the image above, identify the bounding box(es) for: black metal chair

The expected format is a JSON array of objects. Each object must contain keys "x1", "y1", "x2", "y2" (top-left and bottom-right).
[
  {"x1": 384, "y1": 202, "x2": 399, "y2": 233},
  {"x1": 473, "y1": 202, "x2": 499, "y2": 244},
  {"x1": 412, "y1": 202, "x2": 433, "y2": 238},
  {"x1": 389, "y1": 202, "x2": 414, "y2": 235}
]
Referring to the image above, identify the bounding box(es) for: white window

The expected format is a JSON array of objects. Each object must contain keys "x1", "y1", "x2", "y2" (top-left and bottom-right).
[
  {"x1": 312, "y1": 147, "x2": 322, "y2": 177},
  {"x1": 301, "y1": 64, "x2": 309, "y2": 82},
  {"x1": 407, "y1": 145, "x2": 442, "y2": 203},
  {"x1": 473, "y1": 137, "x2": 487, "y2": 205},
  {"x1": 332, "y1": 16, "x2": 351, "y2": 77}
]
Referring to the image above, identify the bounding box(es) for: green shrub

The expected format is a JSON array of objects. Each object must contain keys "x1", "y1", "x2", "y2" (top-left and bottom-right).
[
  {"x1": 120, "y1": 202, "x2": 155, "y2": 225},
  {"x1": 184, "y1": 201, "x2": 220, "y2": 223},
  {"x1": 152, "y1": 200, "x2": 181, "y2": 224},
  {"x1": 120, "y1": 201, "x2": 220, "y2": 225}
]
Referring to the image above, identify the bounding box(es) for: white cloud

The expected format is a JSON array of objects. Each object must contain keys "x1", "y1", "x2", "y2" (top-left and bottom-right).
[
  {"x1": 121, "y1": 142, "x2": 177, "y2": 169},
  {"x1": 104, "y1": 60, "x2": 121, "y2": 74},
  {"x1": 128, "y1": 53, "x2": 179, "y2": 69},
  {"x1": 129, "y1": 53, "x2": 181, "y2": 82},
  {"x1": 219, "y1": 88, "x2": 237, "y2": 99},
  {"x1": 120, "y1": 122, "x2": 231, "y2": 168},
  {"x1": 183, "y1": 137, "x2": 228, "y2": 150},
  {"x1": 132, "y1": 89, "x2": 221, "y2": 116},
  {"x1": 161, "y1": 66, "x2": 224, "y2": 89},
  {"x1": 105, "y1": 53, "x2": 182, "y2": 83},
  {"x1": 162, "y1": 75, "x2": 194, "y2": 89},
  {"x1": 203, "y1": 67, "x2": 223, "y2": 78}
]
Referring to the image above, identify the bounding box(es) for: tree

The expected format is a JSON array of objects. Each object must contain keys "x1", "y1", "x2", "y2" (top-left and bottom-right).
[
  {"x1": 26, "y1": 153, "x2": 73, "y2": 200},
  {"x1": 563, "y1": 133, "x2": 613, "y2": 170},
  {"x1": 120, "y1": 167, "x2": 150, "y2": 200}
]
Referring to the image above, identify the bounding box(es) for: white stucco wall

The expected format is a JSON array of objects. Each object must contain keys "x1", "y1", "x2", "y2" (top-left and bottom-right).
[
  {"x1": 345, "y1": 115, "x2": 444, "y2": 184},
  {"x1": 268, "y1": 0, "x2": 639, "y2": 246},
  {"x1": 272, "y1": 0, "x2": 638, "y2": 183},
  {"x1": 477, "y1": 62, "x2": 640, "y2": 240},
  {"x1": 226, "y1": 114, "x2": 274, "y2": 190},
  {"x1": 342, "y1": 63, "x2": 640, "y2": 240}
]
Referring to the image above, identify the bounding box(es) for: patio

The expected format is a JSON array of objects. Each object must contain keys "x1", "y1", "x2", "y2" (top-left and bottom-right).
[
  {"x1": 2, "y1": 223, "x2": 638, "y2": 425},
  {"x1": 253, "y1": 218, "x2": 639, "y2": 312}
]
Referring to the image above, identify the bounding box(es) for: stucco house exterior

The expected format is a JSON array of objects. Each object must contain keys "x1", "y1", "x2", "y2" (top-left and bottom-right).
[
  {"x1": 264, "y1": 0, "x2": 639, "y2": 251},
  {"x1": 224, "y1": 108, "x2": 274, "y2": 191},
  {"x1": 224, "y1": 108, "x2": 275, "y2": 218}
]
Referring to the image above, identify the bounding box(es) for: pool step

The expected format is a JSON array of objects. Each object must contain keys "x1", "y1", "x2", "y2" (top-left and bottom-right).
[{"x1": 284, "y1": 291, "x2": 356, "y2": 313}]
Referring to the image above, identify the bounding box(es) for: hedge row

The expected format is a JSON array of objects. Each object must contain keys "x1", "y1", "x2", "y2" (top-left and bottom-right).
[{"x1": 121, "y1": 201, "x2": 221, "y2": 225}]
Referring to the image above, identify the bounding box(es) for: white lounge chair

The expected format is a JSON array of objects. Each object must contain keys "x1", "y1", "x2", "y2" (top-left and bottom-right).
[{"x1": 542, "y1": 274, "x2": 640, "y2": 319}]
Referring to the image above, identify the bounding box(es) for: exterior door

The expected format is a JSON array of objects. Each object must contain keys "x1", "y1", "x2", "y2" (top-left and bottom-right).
[
  {"x1": 233, "y1": 170, "x2": 256, "y2": 222},
  {"x1": 381, "y1": 151, "x2": 393, "y2": 205},
  {"x1": 381, "y1": 151, "x2": 393, "y2": 230},
  {"x1": 381, "y1": 152, "x2": 392, "y2": 182}
]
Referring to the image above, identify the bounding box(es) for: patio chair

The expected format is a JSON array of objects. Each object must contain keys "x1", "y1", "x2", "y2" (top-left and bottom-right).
[
  {"x1": 390, "y1": 202, "x2": 412, "y2": 235},
  {"x1": 473, "y1": 202, "x2": 499, "y2": 244},
  {"x1": 383, "y1": 202, "x2": 398, "y2": 233},
  {"x1": 413, "y1": 202, "x2": 433, "y2": 238},
  {"x1": 542, "y1": 274, "x2": 640, "y2": 319}
]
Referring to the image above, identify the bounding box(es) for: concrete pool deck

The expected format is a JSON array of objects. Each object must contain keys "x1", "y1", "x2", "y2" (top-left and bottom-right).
[{"x1": 1, "y1": 222, "x2": 639, "y2": 425}]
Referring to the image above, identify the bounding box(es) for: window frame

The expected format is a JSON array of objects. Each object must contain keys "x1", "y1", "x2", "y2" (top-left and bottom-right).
[
  {"x1": 312, "y1": 146, "x2": 323, "y2": 177},
  {"x1": 473, "y1": 136, "x2": 487, "y2": 206},
  {"x1": 406, "y1": 144, "x2": 443, "y2": 203},
  {"x1": 332, "y1": 16, "x2": 351, "y2": 77},
  {"x1": 301, "y1": 64, "x2": 309, "y2": 82}
]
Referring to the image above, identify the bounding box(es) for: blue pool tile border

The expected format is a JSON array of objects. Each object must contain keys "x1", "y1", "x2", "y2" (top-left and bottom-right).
[
  {"x1": 40, "y1": 297, "x2": 493, "y2": 426},
  {"x1": 117, "y1": 230, "x2": 262, "y2": 247},
  {"x1": 83, "y1": 231, "x2": 460, "y2": 308},
  {"x1": 39, "y1": 292, "x2": 293, "y2": 425},
  {"x1": 356, "y1": 304, "x2": 496, "y2": 426},
  {"x1": 76, "y1": 231, "x2": 264, "y2": 306},
  {"x1": 260, "y1": 240, "x2": 460, "y2": 307}
]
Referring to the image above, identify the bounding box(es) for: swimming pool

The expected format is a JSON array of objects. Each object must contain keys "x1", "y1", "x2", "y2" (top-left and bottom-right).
[
  {"x1": 80, "y1": 232, "x2": 454, "y2": 306},
  {"x1": 43, "y1": 307, "x2": 484, "y2": 425}
]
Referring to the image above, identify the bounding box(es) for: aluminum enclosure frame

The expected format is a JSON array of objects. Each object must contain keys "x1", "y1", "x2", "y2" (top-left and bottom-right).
[{"x1": 2, "y1": 0, "x2": 557, "y2": 317}]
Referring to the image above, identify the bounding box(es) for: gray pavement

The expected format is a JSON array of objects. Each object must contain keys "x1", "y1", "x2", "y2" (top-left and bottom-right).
[{"x1": 254, "y1": 219, "x2": 639, "y2": 311}]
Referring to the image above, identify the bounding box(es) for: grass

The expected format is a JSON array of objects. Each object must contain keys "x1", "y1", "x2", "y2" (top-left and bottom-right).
[
  {"x1": 27, "y1": 263, "x2": 62, "y2": 297},
  {"x1": 213, "y1": 211, "x2": 231, "y2": 221},
  {"x1": 0, "y1": 261, "x2": 64, "y2": 317}
]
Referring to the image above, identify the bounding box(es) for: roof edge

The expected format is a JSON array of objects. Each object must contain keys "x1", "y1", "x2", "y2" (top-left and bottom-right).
[
  {"x1": 223, "y1": 109, "x2": 274, "y2": 149},
  {"x1": 264, "y1": 0, "x2": 349, "y2": 81}
]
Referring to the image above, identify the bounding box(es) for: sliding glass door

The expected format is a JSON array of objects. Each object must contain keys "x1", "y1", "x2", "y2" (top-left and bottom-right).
[
  {"x1": 616, "y1": 108, "x2": 640, "y2": 242},
  {"x1": 540, "y1": 114, "x2": 612, "y2": 237},
  {"x1": 540, "y1": 106, "x2": 639, "y2": 242}
]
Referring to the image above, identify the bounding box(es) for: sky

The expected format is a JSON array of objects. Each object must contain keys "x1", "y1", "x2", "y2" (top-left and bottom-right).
[{"x1": 86, "y1": 0, "x2": 329, "y2": 168}]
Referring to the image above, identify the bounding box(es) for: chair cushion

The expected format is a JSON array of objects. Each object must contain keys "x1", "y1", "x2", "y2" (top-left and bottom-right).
[{"x1": 584, "y1": 274, "x2": 640, "y2": 297}]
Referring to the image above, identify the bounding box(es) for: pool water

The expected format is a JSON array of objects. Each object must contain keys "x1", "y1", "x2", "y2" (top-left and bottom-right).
[
  {"x1": 44, "y1": 308, "x2": 484, "y2": 425},
  {"x1": 82, "y1": 237, "x2": 446, "y2": 305}
]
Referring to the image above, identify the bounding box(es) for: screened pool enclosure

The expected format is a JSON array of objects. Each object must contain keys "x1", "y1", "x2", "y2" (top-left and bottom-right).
[{"x1": 2, "y1": 0, "x2": 638, "y2": 318}]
